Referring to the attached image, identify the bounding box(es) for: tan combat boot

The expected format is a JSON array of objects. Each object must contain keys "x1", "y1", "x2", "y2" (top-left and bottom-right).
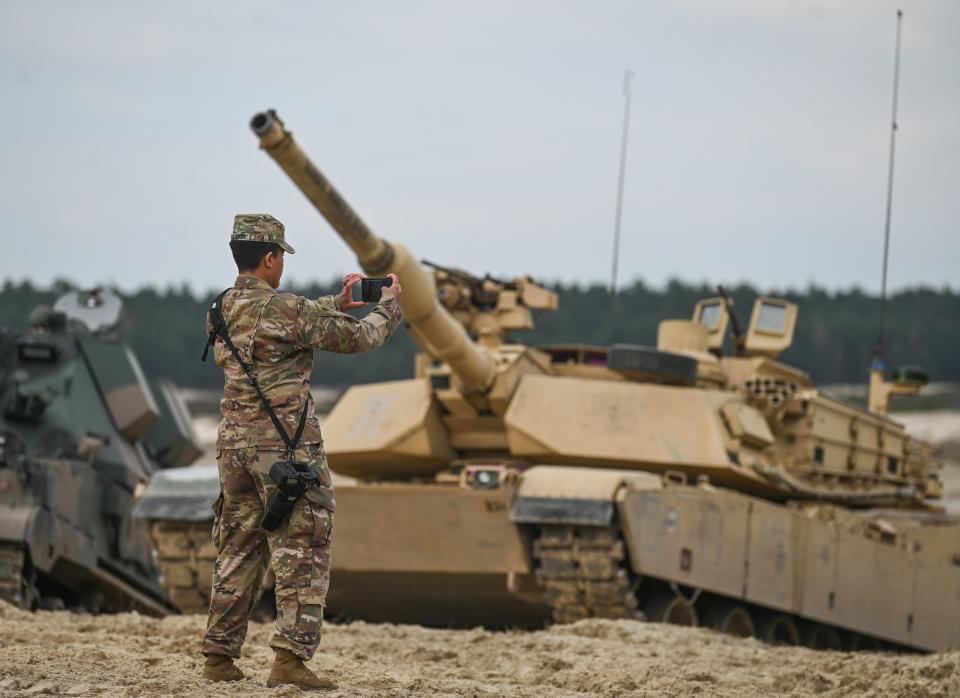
[
  {"x1": 267, "y1": 648, "x2": 337, "y2": 691},
  {"x1": 201, "y1": 654, "x2": 245, "y2": 682}
]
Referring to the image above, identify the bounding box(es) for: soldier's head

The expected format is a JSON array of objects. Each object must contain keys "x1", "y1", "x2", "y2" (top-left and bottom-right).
[{"x1": 230, "y1": 214, "x2": 295, "y2": 289}]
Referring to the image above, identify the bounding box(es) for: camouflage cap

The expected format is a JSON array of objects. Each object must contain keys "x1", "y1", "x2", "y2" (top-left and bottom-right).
[{"x1": 231, "y1": 213, "x2": 295, "y2": 254}]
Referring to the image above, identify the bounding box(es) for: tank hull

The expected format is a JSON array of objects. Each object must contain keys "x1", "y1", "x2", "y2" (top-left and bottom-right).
[
  {"x1": 518, "y1": 466, "x2": 960, "y2": 651},
  {"x1": 142, "y1": 476, "x2": 552, "y2": 624},
  {"x1": 0, "y1": 456, "x2": 171, "y2": 615},
  {"x1": 324, "y1": 484, "x2": 547, "y2": 625},
  {"x1": 326, "y1": 473, "x2": 960, "y2": 649},
  {"x1": 145, "y1": 471, "x2": 960, "y2": 650},
  {"x1": 615, "y1": 484, "x2": 960, "y2": 650}
]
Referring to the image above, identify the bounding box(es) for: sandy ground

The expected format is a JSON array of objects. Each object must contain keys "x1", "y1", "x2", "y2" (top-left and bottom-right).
[{"x1": 1, "y1": 602, "x2": 958, "y2": 698}]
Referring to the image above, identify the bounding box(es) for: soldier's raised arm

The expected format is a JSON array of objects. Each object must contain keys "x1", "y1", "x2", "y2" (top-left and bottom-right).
[
  {"x1": 297, "y1": 296, "x2": 402, "y2": 353},
  {"x1": 313, "y1": 294, "x2": 341, "y2": 313}
]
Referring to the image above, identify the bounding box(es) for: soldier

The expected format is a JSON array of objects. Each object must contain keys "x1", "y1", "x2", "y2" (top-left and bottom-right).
[{"x1": 200, "y1": 213, "x2": 402, "y2": 690}]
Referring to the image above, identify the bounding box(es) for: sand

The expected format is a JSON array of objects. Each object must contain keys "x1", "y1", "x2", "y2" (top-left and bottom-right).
[{"x1": 1, "y1": 602, "x2": 957, "y2": 698}]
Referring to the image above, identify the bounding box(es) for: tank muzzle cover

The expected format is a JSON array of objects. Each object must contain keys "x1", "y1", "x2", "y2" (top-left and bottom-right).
[{"x1": 250, "y1": 110, "x2": 277, "y2": 136}]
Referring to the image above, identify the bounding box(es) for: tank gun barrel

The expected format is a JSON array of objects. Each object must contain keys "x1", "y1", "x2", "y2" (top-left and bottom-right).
[{"x1": 250, "y1": 110, "x2": 496, "y2": 393}]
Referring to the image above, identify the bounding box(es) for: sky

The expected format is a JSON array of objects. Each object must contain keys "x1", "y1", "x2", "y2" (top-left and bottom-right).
[{"x1": 1, "y1": 0, "x2": 957, "y2": 294}]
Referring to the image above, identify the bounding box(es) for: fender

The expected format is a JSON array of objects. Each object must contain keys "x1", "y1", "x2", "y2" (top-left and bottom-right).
[
  {"x1": 510, "y1": 465, "x2": 661, "y2": 526},
  {"x1": 132, "y1": 465, "x2": 220, "y2": 522}
]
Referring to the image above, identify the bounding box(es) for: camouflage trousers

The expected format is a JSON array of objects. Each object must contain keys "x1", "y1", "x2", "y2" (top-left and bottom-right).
[{"x1": 201, "y1": 444, "x2": 336, "y2": 661}]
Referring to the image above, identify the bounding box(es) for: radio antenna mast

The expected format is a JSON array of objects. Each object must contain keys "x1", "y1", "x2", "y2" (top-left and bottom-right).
[
  {"x1": 610, "y1": 68, "x2": 634, "y2": 300},
  {"x1": 872, "y1": 9, "x2": 903, "y2": 369}
]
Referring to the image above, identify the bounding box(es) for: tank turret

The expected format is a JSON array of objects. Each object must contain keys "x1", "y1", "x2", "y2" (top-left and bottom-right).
[{"x1": 250, "y1": 111, "x2": 939, "y2": 506}]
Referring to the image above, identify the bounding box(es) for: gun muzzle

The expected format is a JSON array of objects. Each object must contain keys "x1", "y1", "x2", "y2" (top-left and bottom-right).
[{"x1": 250, "y1": 110, "x2": 395, "y2": 273}]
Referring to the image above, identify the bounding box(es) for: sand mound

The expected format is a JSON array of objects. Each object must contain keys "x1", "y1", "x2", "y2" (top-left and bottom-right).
[{"x1": 0, "y1": 603, "x2": 957, "y2": 697}]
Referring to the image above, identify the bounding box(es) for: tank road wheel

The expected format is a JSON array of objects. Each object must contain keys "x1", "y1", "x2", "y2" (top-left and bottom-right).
[
  {"x1": 39, "y1": 596, "x2": 65, "y2": 611},
  {"x1": 847, "y1": 633, "x2": 882, "y2": 652},
  {"x1": 643, "y1": 594, "x2": 698, "y2": 626},
  {"x1": 757, "y1": 613, "x2": 801, "y2": 646},
  {"x1": 148, "y1": 521, "x2": 218, "y2": 614},
  {"x1": 803, "y1": 623, "x2": 844, "y2": 651},
  {"x1": 0, "y1": 544, "x2": 38, "y2": 610},
  {"x1": 703, "y1": 604, "x2": 755, "y2": 638},
  {"x1": 79, "y1": 586, "x2": 106, "y2": 615}
]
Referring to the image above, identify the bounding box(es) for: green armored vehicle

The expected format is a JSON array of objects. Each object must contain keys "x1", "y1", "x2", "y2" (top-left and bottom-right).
[{"x1": 0, "y1": 288, "x2": 202, "y2": 613}]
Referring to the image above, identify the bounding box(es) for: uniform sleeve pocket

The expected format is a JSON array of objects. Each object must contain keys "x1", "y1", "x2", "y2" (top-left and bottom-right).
[{"x1": 305, "y1": 486, "x2": 336, "y2": 514}]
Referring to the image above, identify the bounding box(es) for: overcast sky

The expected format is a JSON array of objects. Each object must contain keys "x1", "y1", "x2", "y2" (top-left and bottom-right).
[{"x1": 1, "y1": 0, "x2": 957, "y2": 294}]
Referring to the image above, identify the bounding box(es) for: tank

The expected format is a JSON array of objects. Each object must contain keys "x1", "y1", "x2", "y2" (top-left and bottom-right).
[
  {"x1": 139, "y1": 110, "x2": 960, "y2": 649},
  {"x1": 0, "y1": 288, "x2": 203, "y2": 614}
]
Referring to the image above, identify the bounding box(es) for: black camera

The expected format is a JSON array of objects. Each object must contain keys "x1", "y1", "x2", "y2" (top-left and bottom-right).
[
  {"x1": 259, "y1": 460, "x2": 319, "y2": 531},
  {"x1": 357, "y1": 276, "x2": 393, "y2": 302}
]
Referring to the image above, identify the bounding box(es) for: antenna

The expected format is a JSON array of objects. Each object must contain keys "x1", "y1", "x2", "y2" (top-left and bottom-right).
[
  {"x1": 610, "y1": 68, "x2": 634, "y2": 300},
  {"x1": 872, "y1": 10, "x2": 903, "y2": 369},
  {"x1": 717, "y1": 285, "x2": 746, "y2": 356}
]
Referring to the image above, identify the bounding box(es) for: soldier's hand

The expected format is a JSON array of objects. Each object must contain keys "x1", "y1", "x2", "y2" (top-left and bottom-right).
[
  {"x1": 337, "y1": 273, "x2": 367, "y2": 310},
  {"x1": 381, "y1": 273, "x2": 402, "y2": 303}
]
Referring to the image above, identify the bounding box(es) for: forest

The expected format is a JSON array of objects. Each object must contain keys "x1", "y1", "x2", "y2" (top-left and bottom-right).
[{"x1": 1, "y1": 277, "x2": 957, "y2": 388}]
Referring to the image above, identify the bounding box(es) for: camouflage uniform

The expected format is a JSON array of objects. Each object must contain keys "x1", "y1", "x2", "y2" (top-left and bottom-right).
[{"x1": 202, "y1": 214, "x2": 402, "y2": 661}]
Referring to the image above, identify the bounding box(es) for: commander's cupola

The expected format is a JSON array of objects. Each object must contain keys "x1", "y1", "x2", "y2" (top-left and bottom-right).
[{"x1": 657, "y1": 294, "x2": 804, "y2": 389}]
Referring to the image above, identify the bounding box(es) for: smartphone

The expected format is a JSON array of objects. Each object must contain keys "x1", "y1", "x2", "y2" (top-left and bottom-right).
[{"x1": 354, "y1": 277, "x2": 393, "y2": 303}]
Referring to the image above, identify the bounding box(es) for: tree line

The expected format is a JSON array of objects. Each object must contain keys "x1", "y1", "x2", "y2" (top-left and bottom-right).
[{"x1": 1, "y1": 278, "x2": 956, "y2": 388}]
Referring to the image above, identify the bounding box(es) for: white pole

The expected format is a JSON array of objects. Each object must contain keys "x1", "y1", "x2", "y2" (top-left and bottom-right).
[
  {"x1": 610, "y1": 68, "x2": 634, "y2": 298},
  {"x1": 873, "y1": 10, "x2": 903, "y2": 368}
]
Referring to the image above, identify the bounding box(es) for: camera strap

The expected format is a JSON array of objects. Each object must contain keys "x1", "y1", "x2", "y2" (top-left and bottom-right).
[{"x1": 202, "y1": 288, "x2": 308, "y2": 454}]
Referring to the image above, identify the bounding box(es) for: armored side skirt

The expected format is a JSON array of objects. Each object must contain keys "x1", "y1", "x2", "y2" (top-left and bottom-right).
[{"x1": 510, "y1": 467, "x2": 960, "y2": 651}]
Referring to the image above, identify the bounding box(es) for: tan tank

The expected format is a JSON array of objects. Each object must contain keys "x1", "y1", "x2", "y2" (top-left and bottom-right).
[{"x1": 141, "y1": 110, "x2": 959, "y2": 650}]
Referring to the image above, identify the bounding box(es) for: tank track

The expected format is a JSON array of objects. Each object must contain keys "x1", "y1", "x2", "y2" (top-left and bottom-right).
[
  {"x1": 147, "y1": 521, "x2": 217, "y2": 614},
  {"x1": 532, "y1": 525, "x2": 898, "y2": 651},
  {"x1": 0, "y1": 543, "x2": 34, "y2": 609},
  {"x1": 533, "y1": 525, "x2": 639, "y2": 623}
]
